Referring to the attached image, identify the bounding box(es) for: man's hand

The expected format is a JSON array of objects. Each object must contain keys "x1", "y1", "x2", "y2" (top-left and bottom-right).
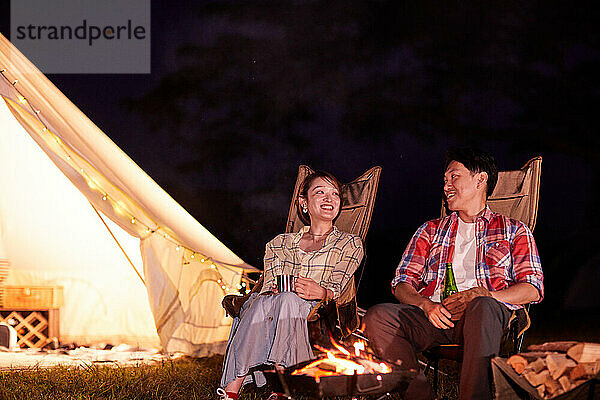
[
  {"x1": 421, "y1": 299, "x2": 454, "y2": 329},
  {"x1": 442, "y1": 286, "x2": 491, "y2": 320}
]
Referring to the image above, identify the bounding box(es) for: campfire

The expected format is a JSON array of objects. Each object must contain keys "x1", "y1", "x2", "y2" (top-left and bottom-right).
[
  {"x1": 264, "y1": 335, "x2": 415, "y2": 397},
  {"x1": 291, "y1": 339, "x2": 392, "y2": 382}
]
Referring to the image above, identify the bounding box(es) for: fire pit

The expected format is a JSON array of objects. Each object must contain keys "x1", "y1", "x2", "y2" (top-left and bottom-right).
[{"x1": 263, "y1": 340, "x2": 416, "y2": 397}]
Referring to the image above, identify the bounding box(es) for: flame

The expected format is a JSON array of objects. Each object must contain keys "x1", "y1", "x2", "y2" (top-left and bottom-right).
[
  {"x1": 353, "y1": 341, "x2": 365, "y2": 357},
  {"x1": 292, "y1": 336, "x2": 392, "y2": 382}
]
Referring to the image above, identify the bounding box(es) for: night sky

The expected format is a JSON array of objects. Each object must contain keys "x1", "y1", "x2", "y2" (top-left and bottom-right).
[{"x1": 2, "y1": 1, "x2": 599, "y2": 335}]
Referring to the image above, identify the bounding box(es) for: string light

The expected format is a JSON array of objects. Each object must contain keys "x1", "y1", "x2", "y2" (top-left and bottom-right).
[{"x1": 0, "y1": 68, "x2": 246, "y2": 297}]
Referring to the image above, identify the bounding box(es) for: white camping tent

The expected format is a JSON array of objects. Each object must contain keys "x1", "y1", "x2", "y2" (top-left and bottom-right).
[{"x1": 0, "y1": 33, "x2": 256, "y2": 355}]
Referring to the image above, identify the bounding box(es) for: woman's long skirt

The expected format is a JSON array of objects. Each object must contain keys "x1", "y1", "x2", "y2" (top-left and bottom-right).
[{"x1": 220, "y1": 292, "x2": 316, "y2": 388}]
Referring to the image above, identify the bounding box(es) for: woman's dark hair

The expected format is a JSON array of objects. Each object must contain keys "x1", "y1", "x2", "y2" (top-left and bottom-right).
[
  {"x1": 445, "y1": 148, "x2": 498, "y2": 198},
  {"x1": 297, "y1": 171, "x2": 343, "y2": 225}
]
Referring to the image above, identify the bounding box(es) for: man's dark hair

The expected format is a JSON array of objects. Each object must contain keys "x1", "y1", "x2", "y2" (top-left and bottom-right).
[{"x1": 445, "y1": 148, "x2": 498, "y2": 197}]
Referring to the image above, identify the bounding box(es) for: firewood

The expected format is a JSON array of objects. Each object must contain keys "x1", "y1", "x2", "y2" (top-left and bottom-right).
[
  {"x1": 527, "y1": 341, "x2": 579, "y2": 353},
  {"x1": 544, "y1": 375, "x2": 562, "y2": 397},
  {"x1": 524, "y1": 369, "x2": 549, "y2": 387},
  {"x1": 535, "y1": 384, "x2": 545, "y2": 398},
  {"x1": 507, "y1": 354, "x2": 528, "y2": 374},
  {"x1": 317, "y1": 361, "x2": 337, "y2": 372},
  {"x1": 546, "y1": 354, "x2": 569, "y2": 380},
  {"x1": 558, "y1": 376, "x2": 571, "y2": 392},
  {"x1": 566, "y1": 342, "x2": 600, "y2": 363},
  {"x1": 524, "y1": 357, "x2": 546, "y2": 374},
  {"x1": 518, "y1": 351, "x2": 560, "y2": 362},
  {"x1": 569, "y1": 363, "x2": 597, "y2": 381}
]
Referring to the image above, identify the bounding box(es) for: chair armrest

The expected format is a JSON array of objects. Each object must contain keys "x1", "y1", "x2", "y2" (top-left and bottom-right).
[
  {"x1": 221, "y1": 274, "x2": 265, "y2": 317},
  {"x1": 222, "y1": 294, "x2": 247, "y2": 318}
]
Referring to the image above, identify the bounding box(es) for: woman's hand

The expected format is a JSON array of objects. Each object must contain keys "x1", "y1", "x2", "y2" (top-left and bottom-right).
[
  {"x1": 271, "y1": 282, "x2": 279, "y2": 295},
  {"x1": 295, "y1": 276, "x2": 327, "y2": 300}
]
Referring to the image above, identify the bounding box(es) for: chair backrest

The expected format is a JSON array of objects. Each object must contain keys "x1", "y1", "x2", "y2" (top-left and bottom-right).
[
  {"x1": 285, "y1": 166, "x2": 382, "y2": 242},
  {"x1": 442, "y1": 156, "x2": 542, "y2": 232},
  {"x1": 285, "y1": 165, "x2": 381, "y2": 337}
]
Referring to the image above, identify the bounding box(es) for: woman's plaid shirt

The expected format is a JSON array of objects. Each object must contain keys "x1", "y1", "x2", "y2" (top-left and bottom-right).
[
  {"x1": 392, "y1": 207, "x2": 544, "y2": 310},
  {"x1": 260, "y1": 226, "x2": 364, "y2": 299}
]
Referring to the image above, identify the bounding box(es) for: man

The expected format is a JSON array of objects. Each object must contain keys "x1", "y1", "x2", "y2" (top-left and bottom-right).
[{"x1": 364, "y1": 148, "x2": 544, "y2": 400}]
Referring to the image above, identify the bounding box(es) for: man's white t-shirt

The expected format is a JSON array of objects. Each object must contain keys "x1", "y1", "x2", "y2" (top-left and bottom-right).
[{"x1": 432, "y1": 218, "x2": 478, "y2": 302}]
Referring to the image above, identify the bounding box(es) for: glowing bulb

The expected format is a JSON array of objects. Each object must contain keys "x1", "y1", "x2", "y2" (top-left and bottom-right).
[
  {"x1": 42, "y1": 127, "x2": 47, "y2": 132},
  {"x1": 80, "y1": 168, "x2": 84, "y2": 173},
  {"x1": 146, "y1": 228, "x2": 152, "y2": 234},
  {"x1": 190, "y1": 254, "x2": 195, "y2": 259},
  {"x1": 18, "y1": 96, "x2": 27, "y2": 104},
  {"x1": 200, "y1": 258, "x2": 205, "y2": 263},
  {"x1": 237, "y1": 284, "x2": 242, "y2": 289},
  {"x1": 130, "y1": 217, "x2": 136, "y2": 224},
  {"x1": 102, "y1": 195, "x2": 107, "y2": 201},
  {"x1": 35, "y1": 109, "x2": 40, "y2": 114},
  {"x1": 210, "y1": 264, "x2": 216, "y2": 269},
  {"x1": 164, "y1": 233, "x2": 168, "y2": 238},
  {"x1": 221, "y1": 285, "x2": 226, "y2": 290},
  {"x1": 217, "y1": 279, "x2": 222, "y2": 283},
  {"x1": 12, "y1": 79, "x2": 18, "y2": 85},
  {"x1": 176, "y1": 245, "x2": 180, "y2": 251},
  {"x1": 65, "y1": 156, "x2": 71, "y2": 161},
  {"x1": 241, "y1": 282, "x2": 246, "y2": 287}
]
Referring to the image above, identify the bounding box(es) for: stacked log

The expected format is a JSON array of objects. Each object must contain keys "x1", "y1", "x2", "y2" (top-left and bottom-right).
[{"x1": 506, "y1": 342, "x2": 600, "y2": 399}]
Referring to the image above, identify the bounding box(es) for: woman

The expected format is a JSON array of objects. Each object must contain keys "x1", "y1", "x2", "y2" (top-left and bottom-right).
[{"x1": 219, "y1": 171, "x2": 364, "y2": 400}]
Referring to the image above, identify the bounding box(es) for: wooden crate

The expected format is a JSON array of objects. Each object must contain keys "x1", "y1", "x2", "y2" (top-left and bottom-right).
[
  {"x1": 0, "y1": 286, "x2": 63, "y2": 308},
  {"x1": 0, "y1": 308, "x2": 60, "y2": 348}
]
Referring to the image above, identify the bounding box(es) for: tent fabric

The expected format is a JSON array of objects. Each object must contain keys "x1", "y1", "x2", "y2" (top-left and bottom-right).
[{"x1": 0, "y1": 33, "x2": 254, "y2": 354}]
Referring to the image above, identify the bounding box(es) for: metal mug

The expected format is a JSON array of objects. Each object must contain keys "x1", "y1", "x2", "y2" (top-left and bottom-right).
[{"x1": 276, "y1": 274, "x2": 295, "y2": 292}]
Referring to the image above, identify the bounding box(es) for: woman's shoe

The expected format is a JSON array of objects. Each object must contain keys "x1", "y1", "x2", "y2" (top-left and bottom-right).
[{"x1": 216, "y1": 388, "x2": 238, "y2": 400}]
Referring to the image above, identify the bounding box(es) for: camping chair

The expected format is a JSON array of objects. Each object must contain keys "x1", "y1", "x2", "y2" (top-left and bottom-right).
[
  {"x1": 222, "y1": 165, "x2": 382, "y2": 343},
  {"x1": 423, "y1": 156, "x2": 542, "y2": 396}
]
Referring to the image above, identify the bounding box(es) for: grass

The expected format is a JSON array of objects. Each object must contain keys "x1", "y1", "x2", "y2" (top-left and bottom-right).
[
  {"x1": 1, "y1": 311, "x2": 596, "y2": 400},
  {"x1": 0, "y1": 356, "x2": 223, "y2": 400},
  {"x1": 0, "y1": 355, "x2": 421, "y2": 400}
]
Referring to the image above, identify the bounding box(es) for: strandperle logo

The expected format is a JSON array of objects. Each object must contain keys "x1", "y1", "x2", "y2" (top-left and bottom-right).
[
  {"x1": 15, "y1": 20, "x2": 147, "y2": 46},
  {"x1": 11, "y1": 0, "x2": 150, "y2": 74}
]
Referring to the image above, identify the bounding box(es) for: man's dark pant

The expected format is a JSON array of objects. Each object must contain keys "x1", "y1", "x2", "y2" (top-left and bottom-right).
[{"x1": 364, "y1": 297, "x2": 512, "y2": 400}]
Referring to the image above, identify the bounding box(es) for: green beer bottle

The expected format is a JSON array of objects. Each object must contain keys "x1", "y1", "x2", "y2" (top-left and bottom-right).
[{"x1": 440, "y1": 262, "x2": 459, "y2": 302}]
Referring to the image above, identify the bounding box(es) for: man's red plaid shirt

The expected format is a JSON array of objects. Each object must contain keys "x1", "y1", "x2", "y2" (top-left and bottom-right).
[{"x1": 392, "y1": 207, "x2": 544, "y2": 310}]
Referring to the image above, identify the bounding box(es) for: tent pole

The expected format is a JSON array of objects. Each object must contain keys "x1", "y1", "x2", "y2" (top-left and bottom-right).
[{"x1": 89, "y1": 202, "x2": 146, "y2": 287}]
